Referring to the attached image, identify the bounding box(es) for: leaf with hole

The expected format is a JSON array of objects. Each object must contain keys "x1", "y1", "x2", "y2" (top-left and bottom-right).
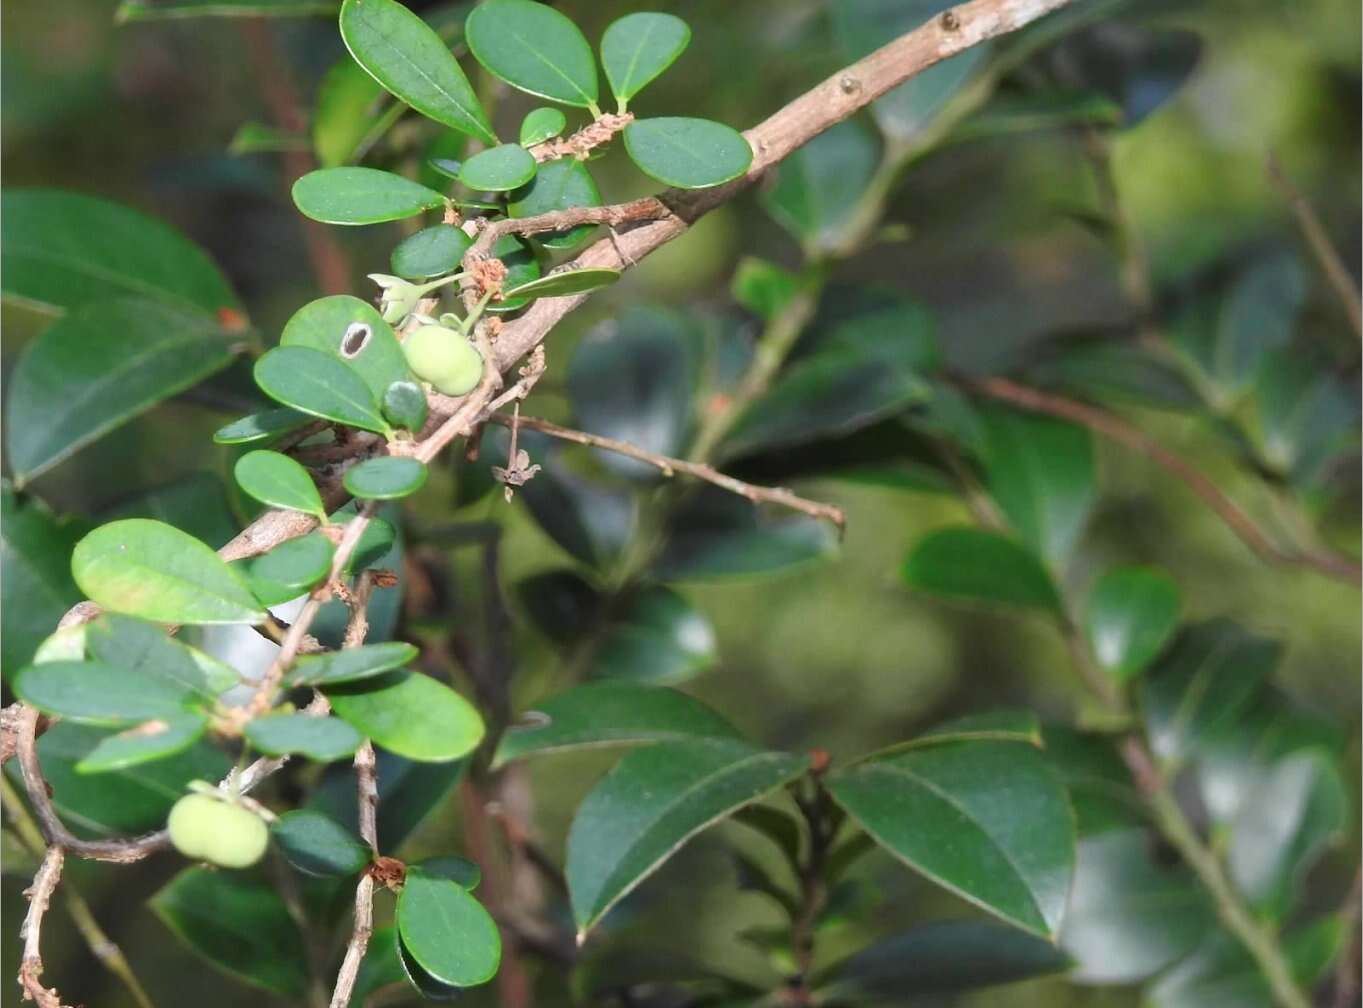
[
  {"x1": 519, "y1": 106, "x2": 566, "y2": 146},
  {"x1": 903, "y1": 527, "x2": 1060, "y2": 613},
  {"x1": 339, "y1": 0, "x2": 493, "y2": 143},
  {"x1": 459, "y1": 143, "x2": 537, "y2": 192},
  {"x1": 343, "y1": 456, "x2": 428, "y2": 500},
  {"x1": 601, "y1": 12, "x2": 690, "y2": 104},
  {"x1": 567, "y1": 737, "x2": 807, "y2": 935},
  {"x1": 213, "y1": 407, "x2": 312, "y2": 446},
  {"x1": 245, "y1": 714, "x2": 364, "y2": 762},
  {"x1": 233, "y1": 450, "x2": 325, "y2": 518},
  {"x1": 828, "y1": 738, "x2": 1074, "y2": 938},
  {"x1": 1084, "y1": 566, "x2": 1180, "y2": 684},
  {"x1": 72, "y1": 519, "x2": 264, "y2": 625},
  {"x1": 254, "y1": 346, "x2": 391, "y2": 434},
  {"x1": 292, "y1": 167, "x2": 445, "y2": 225},
  {"x1": 397, "y1": 866, "x2": 502, "y2": 987},
  {"x1": 281, "y1": 294, "x2": 411, "y2": 402},
  {"x1": 465, "y1": 0, "x2": 599, "y2": 109},
  {"x1": 5, "y1": 298, "x2": 239, "y2": 484},
  {"x1": 271, "y1": 809, "x2": 370, "y2": 878},
  {"x1": 624, "y1": 117, "x2": 753, "y2": 189},
  {"x1": 326, "y1": 671, "x2": 483, "y2": 762},
  {"x1": 74, "y1": 712, "x2": 208, "y2": 774},
  {"x1": 390, "y1": 225, "x2": 472, "y2": 281},
  {"x1": 496, "y1": 681, "x2": 739, "y2": 766},
  {"x1": 508, "y1": 159, "x2": 603, "y2": 251}
]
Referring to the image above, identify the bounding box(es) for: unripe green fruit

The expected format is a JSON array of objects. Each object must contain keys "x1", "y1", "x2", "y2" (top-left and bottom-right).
[
  {"x1": 167, "y1": 793, "x2": 269, "y2": 869},
  {"x1": 402, "y1": 324, "x2": 484, "y2": 396}
]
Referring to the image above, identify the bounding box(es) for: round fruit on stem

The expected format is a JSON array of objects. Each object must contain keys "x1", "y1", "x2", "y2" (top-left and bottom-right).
[
  {"x1": 167, "y1": 793, "x2": 270, "y2": 869},
  {"x1": 402, "y1": 324, "x2": 485, "y2": 396}
]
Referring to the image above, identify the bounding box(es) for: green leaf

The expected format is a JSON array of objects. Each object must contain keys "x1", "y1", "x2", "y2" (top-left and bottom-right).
[
  {"x1": 326, "y1": 671, "x2": 483, "y2": 762},
  {"x1": 213, "y1": 407, "x2": 312, "y2": 446},
  {"x1": 655, "y1": 487, "x2": 838, "y2": 581},
  {"x1": 731, "y1": 256, "x2": 800, "y2": 321},
  {"x1": 254, "y1": 346, "x2": 391, "y2": 434},
  {"x1": 827, "y1": 739, "x2": 1074, "y2": 938},
  {"x1": 465, "y1": 0, "x2": 599, "y2": 109},
  {"x1": 280, "y1": 294, "x2": 412, "y2": 403},
  {"x1": 390, "y1": 225, "x2": 472, "y2": 281},
  {"x1": 976, "y1": 405, "x2": 1095, "y2": 564},
  {"x1": 292, "y1": 167, "x2": 445, "y2": 225},
  {"x1": 759, "y1": 118, "x2": 879, "y2": 250},
  {"x1": 624, "y1": 117, "x2": 753, "y2": 189},
  {"x1": 567, "y1": 306, "x2": 700, "y2": 476},
  {"x1": 589, "y1": 585, "x2": 718, "y2": 685},
  {"x1": 1084, "y1": 566, "x2": 1180, "y2": 684},
  {"x1": 344, "y1": 456, "x2": 428, "y2": 500},
  {"x1": 1227, "y1": 751, "x2": 1346, "y2": 920},
  {"x1": 495, "y1": 682, "x2": 738, "y2": 766},
  {"x1": 116, "y1": 0, "x2": 336, "y2": 19},
  {"x1": 382, "y1": 380, "x2": 429, "y2": 431},
  {"x1": 339, "y1": 0, "x2": 494, "y2": 143},
  {"x1": 1060, "y1": 828, "x2": 1215, "y2": 983},
  {"x1": 310, "y1": 750, "x2": 463, "y2": 851},
  {"x1": 1041, "y1": 724, "x2": 1142, "y2": 837},
  {"x1": 227, "y1": 121, "x2": 307, "y2": 155},
  {"x1": 245, "y1": 713, "x2": 363, "y2": 761},
  {"x1": 5, "y1": 298, "x2": 239, "y2": 483},
  {"x1": 103, "y1": 472, "x2": 238, "y2": 551},
  {"x1": 233, "y1": 450, "x2": 325, "y2": 518},
  {"x1": 247, "y1": 531, "x2": 334, "y2": 592},
  {"x1": 1, "y1": 189, "x2": 238, "y2": 314},
  {"x1": 951, "y1": 89, "x2": 1124, "y2": 143},
  {"x1": 567, "y1": 737, "x2": 808, "y2": 935},
  {"x1": 272, "y1": 809, "x2": 370, "y2": 877},
  {"x1": 1251, "y1": 347, "x2": 1357, "y2": 489},
  {"x1": 397, "y1": 934, "x2": 466, "y2": 1000},
  {"x1": 286, "y1": 641, "x2": 417, "y2": 687},
  {"x1": 349, "y1": 927, "x2": 407, "y2": 1004},
  {"x1": 86, "y1": 614, "x2": 235, "y2": 700},
  {"x1": 459, "y1": 144, "x2": 537, "y2": 192},
  {"x1": 1146, "y1": 922, "x2": 1337, "y2": 1008},
  {"x1": 72, "y1": 519, "x2": 264, "y2": 625},
  {"x1": 151, "y1": 868, "x2": 309, "y2": 996},
  {"x1": 508, "y1": 159, "x2": 602, "y2": 251},
  {"x1": 3, "y1": 722, "x2": 229, "y2": 836},
  {"x1": 74, "y1": 712, "x2": 208, "y2": 774},
  {"x1": 412, "y1": 855, "x2": 481, "y2": 890},
  {"x1": 519, "y1": 106, "x2": 566, "y2": 146},
  {"x1": 1, "y1": 490, "x2": 82, "y2": 676},
  {"x1": 397, "y1": 866, "x2": 502, "y2": 987},
  {"x1": 503, "y1": 267, "x2": 621, "y2": 301},
  {"x1": 14, "y1": 660, "x2": 198, "y2": 724},
  {"x1": 312, "y1": 55, "x2": 391, "y2": 168},
  {"x1": 601, "y1": 12, "x2": 690, "y2": 104},
  {"x1": 1060, "y1": 26, "x2": 1201, "y2": 128},
  {"x1": 903, "y1": 527, "x2": 1060, "y2": 613},
  {"x1": 484, "y1": 235, "x2": 541, "y2": 313},
  {"x1": 1141, "y1": 620, "x2": 1280, "y2": 766},
  {"x1": 910, "y1": 710, "x2": 1042, "y2": 748},
  {"x1": 815, "y1": 921, "x2": 1069, "y2": 1001}
]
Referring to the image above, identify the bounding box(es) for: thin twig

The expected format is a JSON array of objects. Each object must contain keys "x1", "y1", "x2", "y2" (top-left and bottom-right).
[
  {"x1": 19, "y1": 846, "x2": 66, "y2": 1008},
  {"x1": 527, "y1": 112, "x2": 633, "y2": 162},
  {"x1": 487, "y1": 413, "x2": 845, "y2": 529}
]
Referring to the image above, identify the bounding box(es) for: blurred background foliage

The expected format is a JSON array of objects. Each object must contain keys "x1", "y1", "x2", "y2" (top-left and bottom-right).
[{"x1": 2, "y1": 0, "x2": 1359, "y2": 1005}]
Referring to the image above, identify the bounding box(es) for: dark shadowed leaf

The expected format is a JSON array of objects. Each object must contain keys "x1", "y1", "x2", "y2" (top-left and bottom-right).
[
  {"x1": 624, "y1": 117, "x2": 753, "y2": 189},
  {"x1": 245, "y1": 714, "x2": 364, "y2": 761},
  {"x1": 254, "y1": 346, "x2": 391, "y2": 434},
  {"x1": 326, "y1": 671, "x2": 483, "y2": 762},
  {"x1": 508, "y1": 158, "x2": 603, "y2": 250},
  {"x1": 310, "y1": 750, "x2": 464, "y2": 851},
  {"x1": 292, "y1": 167, "x2": 445, "y2": 225},
  {"x1": 590, "y1": 585, "x2": 718, "y2": 685},
  {"x1": 272, "y1": 809, "x2": 370, "y2": 877},
  {"x1": 485, "y1": 235, "x2": 542, "y2": 313},
  {"x1": 1041, "y1": 724, "x2": 1142, "y2": 836},
  {"x1": 601, "y1": 12, "x2": 690, "y2": 104},
  {"x1": 1, "y1": 490, "x2": 83, "y2": 676},
  {"x1": 466, "y1": 0, "x2": 599, "y2": 108},
  {"x1": 213, "y1": 407, "x2": 312, "y2": 446},
  {"x1": 1084, "y1": 566, "x2": 1180, "y2": 684},
  {"x1": 903, "y1": 527, "x2": 1060, "y2": 613},
  {"x1": 86, "y1": 613, "x2": 235, "y2": 699},
  {"x1": 412, "y1": 855, "x2": 481, "y2": 890},
  {"x1": 397, "y1": 866, "x2": 502, "y2": 986},
  {"x1": 102, "y1": 472, "x2": 238, "y2": 550},
  {"x1": 655, "y1": 487, "x2": 838, "y2": 580},
  {"x1": 1053, "y1": 24, "x2": 1201, "y2": 127},
  {"x1": 383, "y1": 380, "x2": 429, "y2": 432},
  {"x1": 759, "y1": 118, "x2": 879, "y2": 251}
]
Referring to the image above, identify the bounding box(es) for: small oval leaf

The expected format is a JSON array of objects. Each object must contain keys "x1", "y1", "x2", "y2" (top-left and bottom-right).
[
  {"x1": 281, "y1": 295, "x2": 412, "y2": 403},
  {"x1": 382, "y1": 380, "x2": 430, "y2": 432},
  {"x1": 459, "y1": 144, "x2": 537, "y2": 193},
  {"x1": 903, "y1": 527, "x2": 1060, "y2": 613},
  {"x1": 508, "y1": 159, "x2": 602, "y2": 251},
  {"x1": 519, "y1": 106, "x2": 566, "y2": 146},
  {"x1": 624, "y1": 117, "x2": 752, "y2": 189},
  {"x1": 390, "y1": 225, "x2": 472, "y2": 281},
  {"x1": 286, "y1": 641, "x2": 418, "y2": 687},
  {"x1": 234, "y1": 450, "x2": 325, "y2": 518},
  {"x1": 601, "y1": 12, "x2": 690, "y2": 104},
  {"x1": 272, "y1": 809, "x2": 370, "y2": 878},
  {"x1": 254, "y1": 346, "x2": 391, "y2": 434},
  {"x1": 73, "y1": 712, "x2": 208, "y2": 774},
  {"x1": 398, "y1": 867, "x2": 502, "y2": 987},
  {"x1": 503, "y1": 267, "x2": 620, "y2": 301},
  {"x1": 14, "y1": 660, "x2": 199, "y2": 726},
  {"x1": 326, "y1": 672, "x2": 484, "y2": 762},
  {"x1": 247, "y1": 531, "x2": 334, "y2": 592},
  {"x1": 1085, "y1": 566, "x2": 1181, "y2": 684},
  {"x1": 213, "y1": 408, "x2": 312, "y2": 446},
  {"x1": 292, "y1": 167, "x2": 445, "y2": 225},
  {"x1": 246, "y1": 714, "x2": 364, "y2": 762},
  {"x1": 465, "y1": 0, "x2": 599, "y2": 109},
  {"x1": 343, "y1": 456, "x2": 428, "y2": 500}
]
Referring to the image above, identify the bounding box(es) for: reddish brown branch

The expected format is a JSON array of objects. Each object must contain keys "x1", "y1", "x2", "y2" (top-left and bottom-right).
[{"x1": 19, "y1": 846, "x2": 67, "y2": 1008}]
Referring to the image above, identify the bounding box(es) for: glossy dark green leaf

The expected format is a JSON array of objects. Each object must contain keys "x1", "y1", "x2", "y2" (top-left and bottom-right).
[
  {"x1": 6, "y1": 298, "x2": 238, "y2": 483},
  {"x1": 390, "y1": 225, "x2": 472, "y2": 281},
  {"x1": 567, "y1": 738, "x2": 808, "y2": 935},
  {"x1": 248, "y1": 531, "x2": 334, "y2": 591},
  {"x1": 815, "y1": 921, "x2": 1070, "y2": 1000},
  {"x1": 245, "y1": 713, "x2": 363, "y2": 761},
  {"x1": 495, "y1": 682, "x2": 738, "y2": 766},
  {"x1": 310, "y1": 750, "x2": 463, "y2": 851},
  {"x1": 466, "y1": 0, "x2": 599, "y2": 109},
  {"x1": 339, "y1": 513, "x2": 398, "y2": 573},
  {"x1": 1, "y1": 189, "x2": 238, "y2": 314},
  {"x1": 601, "y1": 12, "x2": 690, "y2": 104},
  {"x1": 4, "y1": 722, "x2": 230, "y2": 836},
  {"x1": 339, "y1": 0, "x2": 493, "y2": 143},
  {"x1": 831, "y1": 0, "x2": 987, "y2": 141},
  {"x1": 272, "y1": 808, "x2": 369, "y2": 877},
  {"x1": 655, "y1": 487, "x2": 837, "y2": 581},
  {"x1": 829, "y1": 739, "x2": 1074, "y2": 938},
  {"x1": 1251, "y1": 348, "x2": 1357, "y2": 488},
  {"x1": 759, "y1": 118, "x2": 879, "y2": 250},
  {"x1": 254, "y1": 346, "x2": 391, "y2": 435},
  {"x1": 485, "y1": 235, "x2": 541, "y2": 313},
  {"x1": 624, "y1": 117, "x2": 753, "y2": 189},
  {"x1": 292, "y1": 167, "x2": 445, "y2": 225},
  {"x1": 1227, "y1": 750, "x2": 1346, "y2": 919},
  {"x1": 903, "y1": 527, "x2": 1060, "y2": 613},
  {"x1": 14, "y1": 659, "x2": 198, "y2": 724},
  {"x1": 519, "y1": 106, "x2": 565, "y2": 146},
  {"x1": 233, "y1": 450, "x2": 325, "y2": 518},
  {"x1": 73, "y1": 519, "x2": 264, "y2": 625},
  {"x1": 508, "y1": 158, "x2": 602, "y2": 250},
  {"x1": 312, "y1": 55, "x2": 392, "y2": 168},
  {"x1": 151, "y1": 868, "x2": 309, "y2": 996},
  {"x1": 1141, "y1": 620, "x2": 1280, "y2": 767},
  {"x1": 1061, "y1": 828, "x2": 1215, "y2": 983},
  {"x1": 504, "y1": 267, "x2": 621, "y2": 301},
  {"x1": 1, "y1": 490, "x2": 82, "y2": 676},
  {"x1": 590, "y1": 585, "x2": 718, "y2": 685},
  {"x1": 343, "y1": 456, "x2": 427, "y2": 500},
  {"x1": 398, "y1": 866, "x2": 501, "y2": 986},
  {"x1": 382, "y1": 380, "x2": 429, "y2": 431},
  {"x1": 213, "y1": 407, "x2": 312, "y2": 446},
  {"x1": 567, "y1": 306, "x2": 699, "y2": 476},
  {"x1": 412, "y1": 855, "x2": 481, "y2": 890},
  {"x1": 1084, "y1": 566, "x2": 1180, "y2": 684},
  {"x1": 72, "y1": 712, "x2": 208, "y2": 774},
  {"x1": 1041, "y1": 724, "x2": 1142, "y2": 837},
  {"x1": 459, "y1": 143, "x2": 537, "y2": 192},
  {"x1": 1026, "y1": 340, "x2": 1201, "y2": 411},
  {"x1": 397, "y1": 934, "x2": 464, "y2": 1000},
  {"x1": 116, "y1": 0, "x2": 335, "y2": 19},
  {"x1": 326, "y1": 671, "x2": 483, "y2": 762},
  {"x1": 281, "y1": 294, "x2": 411, "y2": 403},
  {"x1": 286, "y1": 641, "x2": 417, "y2": 687}
]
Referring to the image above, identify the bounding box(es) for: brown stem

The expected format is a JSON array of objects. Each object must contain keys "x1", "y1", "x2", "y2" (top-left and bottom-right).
[{"x1": 19, "y1": 846, "x2": 67, "y2": 1008}]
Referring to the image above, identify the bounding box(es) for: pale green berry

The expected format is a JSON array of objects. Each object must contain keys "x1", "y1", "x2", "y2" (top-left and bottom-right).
[
  {"x1": 167, "y1": 793, "x2": 269, "y2": 869},
  {"x1": 402, "y1": 324, "x2": 485, "y2": 396}
]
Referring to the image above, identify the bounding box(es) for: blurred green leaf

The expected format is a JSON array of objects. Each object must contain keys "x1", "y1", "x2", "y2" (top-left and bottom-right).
[
  {"x1": 1, "y1": 490, "x2": 83, "y2": 676},
  {"x1": 903, "y1": 527, "x2": 1060, "y2": 612},
  {"x1": 655, "y1": 487, "x2": 838, "y2": 580},
  {"x1": 398, "y1": 867, "x2": 502, "y2": 986},
  {"x1": 950, "y1": 89, "x2": 1123, "y2": 143},
  {"x1": 292, "y1": 167, "x2": 445, "y2": 225},
  {"x1": 760, "y1": 117, "x2": 879, "y2": 251},
  {"x1": 601, "y1": 12, "x2": 690, "y2": 104},
  {"x1": 590, "y1": 585, "x2": 718, "y2": 685},
  {"x1": 485, "y1": 235, "x2": 542, "y2": 313},
  {"x1": 1084, "y1": 566, "x2": 1180, "y2": 684},
  {"x1": 466, "y1": 0, "x2": 598, "y2": 108},
  {"x1": 1251, "y1": 348, "x2": 1358, "y2": 489},
  {"x1": 117, "y1": 0, "x2": 335, "y2": 19},
  {"x1": 87, "y1": 613, "x2": 235, "y2": 699},
  {"x1": 310, "y1": 750, "x2": 463, "y2": 851},
  {"x1": 254, "y1": 346, "x2": 391, "y2": 434},
  {"x1": 245, "y1": 713, "x2": 364, "y2": 761},
  {"x1": 1053, "y1": 24, "x2": 1201, "y2": 127},
  {"x1": 272, "y1": 809, "x2": 370, "y2": 877},
  {"x1": 227, "y1": 121, "x2": 307, "y2": 155},
  {"x1": 312, "y1": 56, "x2": 391, "y2": 168},
  {"x1": 731, "y1": 257, "x2": 801, "y2": 322},
  {"x1": 624, "y1": 118, "x2": 754, "y2": 189},
  {"x1": 233, "y1": 450, "x2": 325, "y2": 518},
  {"x1": 326, "y1": 671, "x2": 483, "y2": 762}
]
